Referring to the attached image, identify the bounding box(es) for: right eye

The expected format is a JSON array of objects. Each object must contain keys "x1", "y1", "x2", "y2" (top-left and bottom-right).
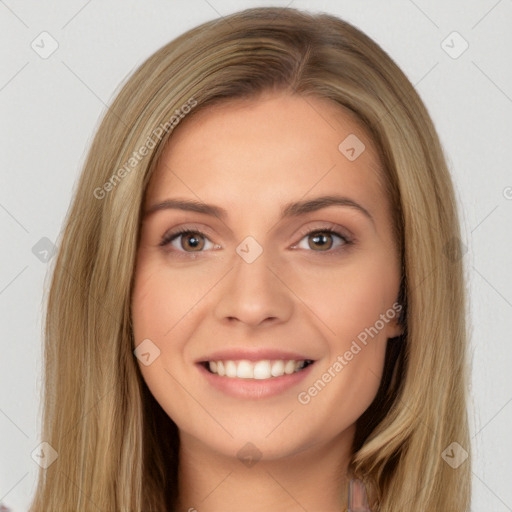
[{"x1": 160, "y1": 229, "x2": 217, "y2": 254}]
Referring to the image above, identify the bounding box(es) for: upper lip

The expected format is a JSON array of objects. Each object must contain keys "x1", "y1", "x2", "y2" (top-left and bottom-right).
[{"x1": 196, "y1": 348, "x2": 316, "y2": 363}]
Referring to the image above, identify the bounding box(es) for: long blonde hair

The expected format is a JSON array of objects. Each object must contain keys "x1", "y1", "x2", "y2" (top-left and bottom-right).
[{"x1": 29, "y1": 7, "x2": 471, "y2": 511}]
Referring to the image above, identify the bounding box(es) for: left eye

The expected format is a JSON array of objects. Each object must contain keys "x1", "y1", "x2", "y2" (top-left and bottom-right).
[{"x1": 293, "y1": 229, "x2": 350, "y2": 252}]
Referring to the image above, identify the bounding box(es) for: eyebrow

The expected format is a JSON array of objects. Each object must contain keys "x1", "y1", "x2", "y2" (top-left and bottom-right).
[{"x1": 144, "y1": 195, "x2": 374, "y2": 225}]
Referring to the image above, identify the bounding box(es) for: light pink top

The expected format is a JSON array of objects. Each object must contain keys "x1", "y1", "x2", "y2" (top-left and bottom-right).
[{"x1": 347, "y1": 478, "x2": 372, "y2": 511}]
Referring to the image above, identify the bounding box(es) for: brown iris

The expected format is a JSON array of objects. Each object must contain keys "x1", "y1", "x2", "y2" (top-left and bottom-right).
[
  {"x1": 181, "y1": 232, "x2": 205, "y2": 251},
  {"x1": 308, "y1": 231, "x2": 334, "y2": 251}
]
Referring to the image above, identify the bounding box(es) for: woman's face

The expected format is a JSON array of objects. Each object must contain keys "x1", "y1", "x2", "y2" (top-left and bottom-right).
[{"x1": 132, "y1": 91, "x2": 402, "y2": 461}]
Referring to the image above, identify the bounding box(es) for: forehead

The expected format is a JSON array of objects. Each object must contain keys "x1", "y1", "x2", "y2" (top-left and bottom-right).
[{"x1": 145, "y1": 92, "x2": 386, "y2": 215}]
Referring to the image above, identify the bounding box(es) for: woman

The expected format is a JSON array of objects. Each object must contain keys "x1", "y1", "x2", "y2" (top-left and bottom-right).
[{"x1": 29, "y1": 7, "x2": 471, "y2": 511}]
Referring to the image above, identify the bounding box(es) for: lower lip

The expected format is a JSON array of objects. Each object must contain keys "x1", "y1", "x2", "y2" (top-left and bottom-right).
[{"x1": 196, "y1": 362, "x2": 315, "y2": 400}]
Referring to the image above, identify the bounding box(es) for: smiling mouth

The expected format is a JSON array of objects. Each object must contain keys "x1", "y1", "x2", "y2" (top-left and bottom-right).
[{"x1": 200, "y1": 359, "x2": 315, "y2": 379}]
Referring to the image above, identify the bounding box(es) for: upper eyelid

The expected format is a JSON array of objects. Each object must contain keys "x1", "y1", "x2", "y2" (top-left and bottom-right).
[{"x1": 159, "y1": 224, "x2": 215, "y2": 244}]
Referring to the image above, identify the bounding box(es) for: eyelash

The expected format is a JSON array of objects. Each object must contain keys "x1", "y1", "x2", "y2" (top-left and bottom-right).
[{"x1": 159, "y1": 225, "x2": 353, "y2": 258}]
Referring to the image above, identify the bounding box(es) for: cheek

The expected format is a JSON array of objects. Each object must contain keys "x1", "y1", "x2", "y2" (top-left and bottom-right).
[
  {"x1": 131, "y1": 252, "x2": 214, "y2": 343},
  {"x1": 292, "y1": 253, "x2": 400, "y2": 344},
  {"x1": 131, "y1": 256, "x2": 203, "y2": 426},
  {"x1": 291, "y1": 254, "x2": 398, "y2": 407},
  {"x1": 130, "y1": 254, "x2": 192, "y2": 382}
]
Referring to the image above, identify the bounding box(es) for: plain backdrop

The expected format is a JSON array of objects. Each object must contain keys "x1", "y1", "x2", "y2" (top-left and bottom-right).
[{"x1": 1, "y1": 1, "x2": 511, "y2": 510}]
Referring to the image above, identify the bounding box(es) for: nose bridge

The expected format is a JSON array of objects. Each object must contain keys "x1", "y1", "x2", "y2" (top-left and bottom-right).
[{"x1": 213, "y1": 239, "x2": 293, "y2": 326}]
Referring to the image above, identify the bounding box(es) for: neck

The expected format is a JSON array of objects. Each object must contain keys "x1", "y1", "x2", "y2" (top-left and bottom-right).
[{"x1": 175, "y1": 426, "x2": 355, "y2": 512}]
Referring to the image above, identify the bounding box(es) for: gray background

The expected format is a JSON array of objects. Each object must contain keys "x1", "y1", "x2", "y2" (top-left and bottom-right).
[{"x1": 1, "y1": 0, "x2": 511, "y2": 510}]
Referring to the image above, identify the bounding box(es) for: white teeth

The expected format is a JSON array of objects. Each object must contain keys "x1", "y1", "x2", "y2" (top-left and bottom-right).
[
  {"x1": 206, "y1": 359, "x2": 311, "y2": 379},
  {"x1": 237, "y1": 360, "x2": 253, "y2": 379},
  {"x1": 270, "y1": 360, "x2": 284, "y2": 377},
  {"x1": 225, "y1": 360, "x2": 237, "y2": 378},
  {"x1": 284, "y1": 360, "x2": 297, "y2": 374},
  {"x1": 253, "y1": 360, "x2": 271, "y2": 379}
]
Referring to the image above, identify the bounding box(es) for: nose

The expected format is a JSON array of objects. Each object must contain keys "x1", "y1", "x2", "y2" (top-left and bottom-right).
[{"x1": 213, "y1": 246, "x2": 294, "y2": 328}]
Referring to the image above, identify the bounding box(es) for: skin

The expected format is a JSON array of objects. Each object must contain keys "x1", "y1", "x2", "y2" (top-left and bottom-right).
[{"x1": 131, "y1": 91, "x2": 403, "y2": 512}]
